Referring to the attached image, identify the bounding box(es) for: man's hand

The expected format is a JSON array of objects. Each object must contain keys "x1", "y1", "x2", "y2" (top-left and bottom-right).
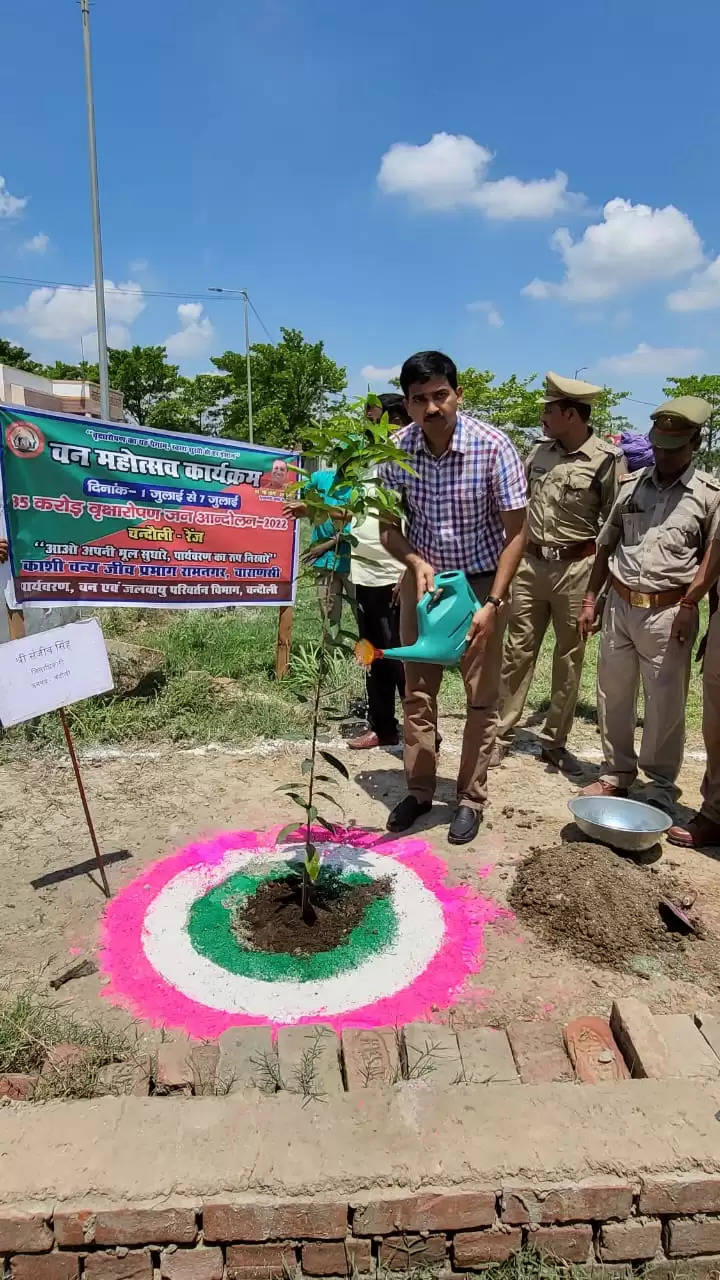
[
  {"x1": 465, "y1": 602, "x2": 496, "y2": 652},
  {"x1": 391, "y1": 570, "x2": 405, "y2": 606},
  {"x1": 283, "y1": 500, "x2": 308, "y2": 520},
  {"x1": 577, "y1": 599, "x2": 597, "y2": 641},
  {"x1": 671, "y1": 603, "x2": 698, "y2": 645},
  {"x1": 410, "y1": 558, "x2": 435, "y2": 601},
  {"x1": 0, "y1": 538, "x2": 7, "y2": 565}
]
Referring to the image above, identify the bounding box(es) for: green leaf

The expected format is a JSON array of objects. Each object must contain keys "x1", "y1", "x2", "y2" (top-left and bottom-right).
[
  {"x1": 315, "y1": 790, "x2": 345, "y2": 814},
  {"x1": 287, "y1": 792, "x2": 311, "y2": 811},
  {"x1": 305, "y1": 848, "x2": 321, "y2": 882},
  {"x1": 319, "y1": 749, "x2": 350, "y2": 780},
  {"x1": 275, "y1": 822, "x2": 302, "y2": 845},
  {"x1": 315, "y1": 815, "x2": 337, "y2": 835},
  {"x1": 301, "y1": 758, "x2": 313, "y2": 776}
]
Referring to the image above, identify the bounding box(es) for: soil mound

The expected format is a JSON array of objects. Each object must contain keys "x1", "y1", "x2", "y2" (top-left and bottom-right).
[
  {"x1": 509, "y1": 842, "x2": 720, "y2": 993},
  {"x1": 235, "y1": 870, "x2": 391, "y2": 956}
]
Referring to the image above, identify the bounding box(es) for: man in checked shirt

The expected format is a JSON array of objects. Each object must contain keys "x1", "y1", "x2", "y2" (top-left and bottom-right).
[{"x1": 378, "y1": 350, "x2": 528, "y2": 844}]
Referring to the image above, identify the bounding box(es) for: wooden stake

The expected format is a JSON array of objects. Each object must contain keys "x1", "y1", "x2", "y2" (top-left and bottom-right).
[
  {"x1": 6, "y1": 607, "x2": 25, "y2": 640},
  {"x1": 275, "y1": 605, "x2": 294, "y2": 679},
  {"x1": 58, "y1": 707, "x2": 111, "y2": 899}
]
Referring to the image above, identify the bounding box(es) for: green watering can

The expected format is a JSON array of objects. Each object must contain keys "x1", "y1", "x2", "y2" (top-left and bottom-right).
[{"x1": 354, "y1": 570, "x2": 480, "y2": 668}]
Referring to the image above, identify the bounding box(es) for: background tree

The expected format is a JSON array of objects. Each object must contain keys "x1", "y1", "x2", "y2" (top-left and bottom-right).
[
  {"x1": 146, "y1": 373, "x2": 231, "y2": 434},
  {"x1": 40, "y1": 359, "x2": 97, "y2": 380},
  {"x1": 663, "y1": 374, "x2": 720, "y2": 471},
  {"x1": 107, "y1": 345, "x2": 179, "y2": 424},
  {"x1": 213, "y1": 327, "x2": 347, "y2": 448},
  {"x1": 0, "y1": 338, "x2": 42, "y2": 373}
]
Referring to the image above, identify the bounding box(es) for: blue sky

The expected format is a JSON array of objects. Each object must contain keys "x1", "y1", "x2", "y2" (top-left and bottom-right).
[{"x1": 1, "y1": 0, "x2": 718, "y2": 426}]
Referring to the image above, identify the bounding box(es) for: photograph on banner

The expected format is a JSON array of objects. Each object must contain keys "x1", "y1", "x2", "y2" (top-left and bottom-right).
[
  {"x1": 0, "y1": 406, "x2": 300, "y2": 609},
  {"x1": 0, "y1": 619, "x2": 113, "y2": 727}
]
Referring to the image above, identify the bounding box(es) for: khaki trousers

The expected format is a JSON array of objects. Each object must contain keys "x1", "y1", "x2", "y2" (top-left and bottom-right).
[
  {"x1": 400, "y1": 570, "x2": 506, "y2": 811},
  {"x1": 596, "y1": 587, "x2": 697, "y2": 806},
  {"x1": 700, "y1": 610, "x2": 720, "y2": 824},
  {"x1": 496, "y1": 554, "x2": 592, "y2": 748}
]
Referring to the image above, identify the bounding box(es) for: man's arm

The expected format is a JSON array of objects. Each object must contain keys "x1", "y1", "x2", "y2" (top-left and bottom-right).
[
  {"x1": 379, "y1": 520, "x2": 435, "y2": 600},
  {"x1": 670, "y1": 525, "x2": 720, "y2": 645},
  {"x1": 465, "y1": 507, "x2": 526, "y2": 649}
]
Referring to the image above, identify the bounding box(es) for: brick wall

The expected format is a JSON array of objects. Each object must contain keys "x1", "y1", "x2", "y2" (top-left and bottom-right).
[{"x1": 4, "y1": 1178, "x2": 720, "y2": 1277}]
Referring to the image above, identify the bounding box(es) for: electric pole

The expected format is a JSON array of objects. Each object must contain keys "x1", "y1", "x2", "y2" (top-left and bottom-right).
[
  {"x1": 208, "y1": 286, "x2": 254, "y2": 443},
  {"x1": 80, "y1": 0, "x2": 110, "y2": 421}
]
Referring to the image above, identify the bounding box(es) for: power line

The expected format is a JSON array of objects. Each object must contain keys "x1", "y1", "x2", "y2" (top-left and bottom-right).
[
  {"x1": 0, "y1": 274, "x2": 248, "y2": 304},
  {"x1": 247, "y1": 295, "x2": 276, "y2": 342}
]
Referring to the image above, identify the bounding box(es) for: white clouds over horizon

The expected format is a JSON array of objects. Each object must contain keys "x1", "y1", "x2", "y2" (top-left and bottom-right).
[
  {"x1": 466, "y1": 299, "x2": 504, "y2": 327},
  {"x1": 377, "y1": 132, "x2": 584, "y2": 220},
  {"x1": 164, "y1": 302, "x2": 215, "y2": 361},
  {"x1": 667, "y1": 256, "x2": 720, "y2": 311},
  {"x1": 0, "y1": 176, "x2": 27, "y2": 218},
  {"x1": 523, "y1": 198, "x2": 703, "y2": 302},
  {"x1": 22, "y1": 232, "x2": 49, "y2": 254},
  {"x1": 361, "y1": 363, "x2": 401, "y2": 383},
  {"x1": 0, "y1": 279, "x2": 145, "y2": 349},
  {"x1": 598, "y1": 342, "x2": 703, "y2": 377}
]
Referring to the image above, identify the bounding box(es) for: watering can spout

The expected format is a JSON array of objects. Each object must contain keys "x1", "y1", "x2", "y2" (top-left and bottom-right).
[{"x1": 354, "y1": 570, "x2": 480, "y2": 669}]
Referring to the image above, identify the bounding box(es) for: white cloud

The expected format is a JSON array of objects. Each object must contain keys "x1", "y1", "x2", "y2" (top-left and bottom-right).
[
  {"x1": 361, "y1": 364, "x2": 401, "y2": 383},
  {"x1": 22, "y1": 232, "x2": 49, "y2": 254},
  {"x1": 164, "y1": 302, "x2": 214, "y2": 361},
  {"x1": 0, "y1": 176, "x2": 27, "y2": 218},
  {"x1": 667, "y1": 255, "x2": 720, "y2": 311},
  {"x1": 129, "y1": 258, "x2": 149, "y2": 273},
  {"x1": 598, "y1": 343, "x2": 703, "y2": 376},
  {"x1": 0, "y1": 279, "x2": 145, "y2": 342},
  {"x1": 377, "y1": 132, "x2": 583, "y2": 220},
  {"x1": 523, "y1": 198, "x2": 703, "y2": 302},
  {"x1": 466, "y1": 299, "x2": 504, "y2": 328}
]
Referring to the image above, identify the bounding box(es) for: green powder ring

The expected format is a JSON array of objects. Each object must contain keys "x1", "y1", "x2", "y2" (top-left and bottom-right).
[{"x1": 187, "y1": 866, "x2": 398, "y2": 983}]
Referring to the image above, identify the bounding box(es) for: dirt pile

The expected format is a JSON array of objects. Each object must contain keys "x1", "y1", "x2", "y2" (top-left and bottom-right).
[{"x1": 509, "y1": 841, "x2": 720, "y2": 992}]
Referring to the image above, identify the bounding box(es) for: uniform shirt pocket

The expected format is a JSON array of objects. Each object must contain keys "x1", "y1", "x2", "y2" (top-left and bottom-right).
[{"x1": 621, "y1": 511, "x2": 648, "y2": 545}]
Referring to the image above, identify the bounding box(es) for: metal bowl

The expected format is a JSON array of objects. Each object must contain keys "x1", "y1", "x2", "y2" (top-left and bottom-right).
[{"x1": 567, "y1": 795, "x2": 671, "y2": 852}]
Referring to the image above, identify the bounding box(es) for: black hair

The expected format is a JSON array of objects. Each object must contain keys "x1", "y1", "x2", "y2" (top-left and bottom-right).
[
  {"x1": 378, "y1": 392, "x2": 404, "y2": 411},
  {"x1": 554, "y1": 397, "x2": 592, "y2": 424},
  {"x1": 400, "y1": 350, "x2": 458, "y2": 396}
]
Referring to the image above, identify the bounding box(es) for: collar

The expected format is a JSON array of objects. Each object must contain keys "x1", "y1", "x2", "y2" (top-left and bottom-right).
[
  {"x1": 650, "y1": 462, "x2": 695, "y2": 491},
  {"x1": 549, "y1": 429, "x2": 596, "y2": 460},
  {"x1": 413, "y1": 412, "x2": 468, "y2": 458}
]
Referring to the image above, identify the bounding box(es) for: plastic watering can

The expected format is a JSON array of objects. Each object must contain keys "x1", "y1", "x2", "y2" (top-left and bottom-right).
[{"x1": 355, "y1": 570, "x2": 480, "y2": 668}]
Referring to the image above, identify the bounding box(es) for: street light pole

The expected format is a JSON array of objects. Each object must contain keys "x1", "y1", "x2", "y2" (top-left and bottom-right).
[
  {"x1": 208, "y1": 286, "x2": 254, "y2": 444},
  {"x1": 80, "y1": 0, "x2": 110, "y2": 421}
]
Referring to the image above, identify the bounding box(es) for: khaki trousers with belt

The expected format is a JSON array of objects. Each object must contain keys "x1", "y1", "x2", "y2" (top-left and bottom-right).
[
  {"x1": 700, "y1": 609, "x2": 720, "y2": 824},
  {"x1": 496, "y1": 553, "x2": 592, "y2": 749},
  {"x1": 400, "y1": 570, "x2": 506, "y2": 811},
  {"x1": 596, "y1": 587, "x2": 697, "y2": 806}
]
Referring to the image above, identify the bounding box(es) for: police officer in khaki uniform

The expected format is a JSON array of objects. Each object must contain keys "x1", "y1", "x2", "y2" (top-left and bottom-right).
[
  {"x1": 578, "y1": 395, "x2": 718, "y2": 814},
  {"x1": 492, "y1": 372, "x2": 626, "y2": 769}
]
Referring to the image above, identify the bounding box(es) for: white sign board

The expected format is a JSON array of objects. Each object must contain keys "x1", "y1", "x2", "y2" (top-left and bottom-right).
[{"x1": 0, "y1": 619, "x2": 114, "y2": 727}]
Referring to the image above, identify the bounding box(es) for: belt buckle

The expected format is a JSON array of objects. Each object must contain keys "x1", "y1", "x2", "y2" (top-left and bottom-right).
[
  {"x1": 545, "y1": 546, "x2": 562, "y2": 561},
  {"x1": 630, "y1": 590, "x2": 651, "y2": 609}
]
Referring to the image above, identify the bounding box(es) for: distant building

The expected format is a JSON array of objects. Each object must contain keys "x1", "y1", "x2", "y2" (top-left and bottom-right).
[{"x1": 0, "y1": 364, "x2": 124, "y2": 421}]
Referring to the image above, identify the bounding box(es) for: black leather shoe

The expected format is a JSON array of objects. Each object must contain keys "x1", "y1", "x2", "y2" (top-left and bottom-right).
[
  {"x1": 448, "y1": 804, "x2": 481, "y2": 845},
  {"x1": 387, "y1": 795, "x2": 432, "y2": 833}
]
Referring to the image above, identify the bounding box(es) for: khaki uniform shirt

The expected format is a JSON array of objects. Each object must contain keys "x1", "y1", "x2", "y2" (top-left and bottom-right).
[
  {"x1": 525, "y1": 432, "x2": 626, "y2": 545},
  {"x1": 597, "y1": 464, "x2": 720, "y2": 592}
]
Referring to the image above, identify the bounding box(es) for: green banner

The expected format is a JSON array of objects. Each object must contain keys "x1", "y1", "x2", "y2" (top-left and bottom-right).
[{"x1": 0, "y1": 405, "x2": 299, "y2": 608}]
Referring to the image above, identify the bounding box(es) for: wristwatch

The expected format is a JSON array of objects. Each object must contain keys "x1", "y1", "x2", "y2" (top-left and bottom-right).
[{"x1": 486, "y1": 595, "x2": 504, "y2": 611}]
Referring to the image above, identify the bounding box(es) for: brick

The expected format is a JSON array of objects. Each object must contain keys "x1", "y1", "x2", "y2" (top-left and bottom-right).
[
  {"x1": 502, "y1": 1180, "x2": 633, "y2": 1226},
  {"x1": 160, "y1": 1247, "x2": 224, "y2": 1279},
  {"x1": 342, "y1": 1027, "x2": 400, "y2": 1089},
  {"x1": 353, "y1": 1192, "x2": 495, "y2": 1235},
  {"x1": 190, "y1": 1041, "x2": 220, "y2": 1096},
  {"x1": 379, "y1": 1234, "x2": 446, "y2": 1271},
  {"x1": 95, "y1": 1206, "x2": 197, "y2": 1246},
  {"x1": 506, "y1": 1021, "x2": 574, "y2": 1084},
  {"x1": 563, "y1": 1017, "x2": 630, "y2": 1084},
  {"x1": 454, "y1": 1227, "x2": 523, "y2": 1266},
  {"x1": 83, "y1": 1254, "x2": 153, "y2": 1280},
  {"x1": 11, "y1": 1256, "x2": 79, "y2": 1280},
  {"x1": 302, "y1": 1240, "x2": 373, "y2": 1275},
  {"x1": 0, "y1": 1210, "x2": 53, "y2": 1253},
  {"x1": 610, "y1": 998, "x2": 672, "y2": 1079},
  {"x1": 95, "y1": 1058, "x2": 151, "y2": 1097},
  {"x1": 276, "y1": 1025, "x2": 343, "y2": 1098},
  {"x1": 218, "y1": 1026, "x2": 277, "y2": 1094},
  {"x1": 54, "y1": 1207, "x2": 96, "y2": 1247},
  {"x1": 456, "y1": 1027, "x2": 519, "y2": 1085},
  {"x1": 600, "y1": 1218, "x2": 662, "y2": 1261},
  {"x1": 204, "y1": 1200, "x2": 348, "y2": 1241},
  {"x1": 156, "y1": 1038, "x2": 194, "y2": 1094},
  {"x1": 530, "y1": 1224, "x2": 593, "y2": 1263},
  {"x1": 645, "y1": 1257, "x2": 720, "y2": 1279},
  {"x1": 640, "y1": 1176, "x2": 720, "y2": 1216},
  {"x1": 696, "y1": 1012, "x2": 720, "y2": 1063},
  {"x1": 403, "y1": 1022, "x2": 462, "y2": 1085},
  {"x1": 226, "y1": 1243, "x2": 296, "y2": 1280},
  {"x1": 0, "y1": 1072, "x2": 38, "y2": 1099},
  {"x1": 668, "y1": 1219, "x2": 720, "y2": 1258},
  {"x1": 40, "y1": 1044, "x2": 90, "y2": 1081},
  {"x1": 657, "y1": 1015, "x2": 720, "y2": 1080}
]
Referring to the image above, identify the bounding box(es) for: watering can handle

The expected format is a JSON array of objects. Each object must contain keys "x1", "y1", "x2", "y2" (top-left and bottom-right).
[{"x1": 420, "y1": 584, "x2": 448, "y2": 611}]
